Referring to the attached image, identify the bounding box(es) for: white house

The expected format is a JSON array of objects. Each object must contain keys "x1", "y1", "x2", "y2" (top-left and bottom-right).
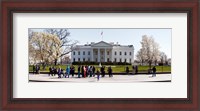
[{"x1": 71, "y1": 41, "x2": 134, "y2": 64}]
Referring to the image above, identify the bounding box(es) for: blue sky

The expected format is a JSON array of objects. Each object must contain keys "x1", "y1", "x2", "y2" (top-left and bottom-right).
[{"x1": 30, "y1": 28, "x2": 171, "y2": 58}]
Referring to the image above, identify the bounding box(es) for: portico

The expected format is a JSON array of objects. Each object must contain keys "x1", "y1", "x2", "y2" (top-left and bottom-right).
[
  {"x1": 92, "y1": 48, "x2": 112, "y2": 62},
  {"x1": 91, "y1": 41, "x2": 113, "y2": 62}
]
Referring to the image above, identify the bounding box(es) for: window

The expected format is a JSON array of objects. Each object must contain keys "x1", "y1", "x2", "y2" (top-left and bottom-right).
[
  {"x1": 88, "y1": 51, "x2": 90, "y2": 55},
  {"x1": 124, "y1": 59, "x2": 126, "y2": 62},
  {"x1": 83, "y1": 58, "x2": 85, "y2": 62},
  {"x1": 130, "y1": 52, "x2": 131, "y2": 55},
  {"x1": 101, "y1": 51, "x2": 103, "y2": 55},
  {"x1": 78, "y1": 51, "x2": 80, "y2": 55},
  {"x1": 124, "y1": 52, "x2": 126, "y2": 55},
  {"x1": 95, "y1": 51, "x2": 98, "y2": 55},
  {"x1": 73, "y1": 58, "x2": 75, "y2": 62},
  {"x1": 83, "y1": 51, "x2": 85, "y2": 55},
  {"x1": 78, "y1": 58, "x2": 80, "y2": 61},
  {"x1": 114, "y1": 58, "x2": 117, "y2": 62},
  {"x1": 88, "y1": 58, "x2": 90, "y2": 62},
  {"x1": 107, "y1": 51, "x2": 109, "y2": 55},
  {"x1": 107, "y1": 58, "x2": 109, "y2": 62},
  {"x1": 120, "y1": 58, "x2": 122, "y2": 62},
  {"x1": 120, "y1": 52, "x2": 122, "y2": 55},
  {"x1": 115, "y1": 51, "x2": 117, "y2": 55},
  {"x1": 73, "y1": 51, "x2": 75, "y2": 55},
  {"x1": 96, "y1": 58, "x2": 98, "y2": 62},
  {"x1": 130, "y1": 59, "x2": 132, "y2": 63}
]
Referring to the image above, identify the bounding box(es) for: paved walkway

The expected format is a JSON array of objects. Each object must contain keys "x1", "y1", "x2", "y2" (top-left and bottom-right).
[{"x1": 29, "y1": 73, "x2": 171, "y2": 82}]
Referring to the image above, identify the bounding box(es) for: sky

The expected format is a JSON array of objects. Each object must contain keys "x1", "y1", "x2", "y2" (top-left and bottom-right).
[{"x1": 30, "y1": 28, "x2": 171, "y2": 58}]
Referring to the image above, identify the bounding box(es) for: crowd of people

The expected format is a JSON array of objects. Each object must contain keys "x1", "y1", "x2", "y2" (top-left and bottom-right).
[
  {"x1": 32, "y1": 64, "x2": 157, "y2": 79},
  {"x1": 125, "y1": 65, "x2": 138, "y2": 75},
  {"x1": 47, "y1": 65, "x2": 113, "y2": 79},
  {"x1": 32, "y1": 65, "x2": 40, "y2": 74}
]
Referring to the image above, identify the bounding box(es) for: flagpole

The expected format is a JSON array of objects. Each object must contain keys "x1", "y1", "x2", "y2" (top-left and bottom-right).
[{"x1": 101, "y1": 30, "x2": 103, "y2": 41}]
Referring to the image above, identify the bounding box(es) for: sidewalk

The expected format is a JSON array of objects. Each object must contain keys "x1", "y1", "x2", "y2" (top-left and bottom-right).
[{"x1": 29, "y1": 73, "x2": 171, "y2": 82}]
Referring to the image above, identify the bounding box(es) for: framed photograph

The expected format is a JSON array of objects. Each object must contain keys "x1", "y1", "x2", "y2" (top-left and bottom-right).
[{"x1": 1, "y1": 0, "x2": 199, "y2": 110}]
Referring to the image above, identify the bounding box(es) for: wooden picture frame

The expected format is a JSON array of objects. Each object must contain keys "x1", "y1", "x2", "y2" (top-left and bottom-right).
[{"x1": 0, "y1": 0, "x2": 199, "y2": 110}]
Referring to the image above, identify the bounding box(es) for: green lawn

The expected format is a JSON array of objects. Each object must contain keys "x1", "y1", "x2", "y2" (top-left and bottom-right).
[{"x1": 29, "y1": 65, "x2": 171, "y2": 73}]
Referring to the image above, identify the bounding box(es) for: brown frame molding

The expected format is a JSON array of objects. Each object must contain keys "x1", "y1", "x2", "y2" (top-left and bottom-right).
[{"x1": 1, "y1": 0, "x2": 199, "y2": 110}]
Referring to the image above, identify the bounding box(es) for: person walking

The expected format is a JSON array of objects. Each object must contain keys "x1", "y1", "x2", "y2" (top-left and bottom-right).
[
  {"x1": 152, "y1": 66, "x2": 157, "y2": 77},
  {"x1": 97, "y1": 69, "x2": 100, "y2": 81},
  {"x1": 65, "y1": 65, "x2": 70, "y2": 78}
]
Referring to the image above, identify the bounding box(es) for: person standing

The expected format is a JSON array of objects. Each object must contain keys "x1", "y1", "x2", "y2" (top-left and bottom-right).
[
  {"x1": 86, "y1": 66, "x2": 88, "y2": 77},
  {"x1": 57, "y1": 67, "x2": 61, "y2": 78},
  {"x1": 52, "y1": 67, "x2": 55, "y2": 76},
  {"x1": 49, "y1": 66, "x2": 52, "y2": 76},
  {"x1": 71, "y1": 66, "x2": 75, "y2": 77},
  {"x1": 35, "y1": 65, "x2": 38, "y2": 74},
  {"x1": 92, "y1": 66, "x2": 96, "y2": 77},
  {"x1": 152, "y1": 66, "x2": 157, "y2": 77},
  {"x1": 78, "y1": 65, "x2": 81, "y2": 78},
  {"x1": 36, "y1": 65, "x2": 40, "y2": 74},
  {"x1": 32, "y1": 65, "x2": 36, "y2": 74},
  {"x1": 126, "y1": 66, "x2": 129, "y2": 74},
  {"x1": 84, "y1": 66, "x2": 87, "y2": 78},
  {"x1": 135, "y1": 65, "x2": 138, "y2": 74},
  {"x1": 38, "y1": 65, "x2": 40, "y2": 74},
  {"x1": 81, "y1": 66, "x2": 84, "y2": 78},
  {"x1": 108, "y1": 66, "x2": 112, "y2": 77},
  {"x1": 54, "y1": 68, "x2": 57, "y2": 76},
  {"x1": 61, "y1": 69, "x2": 64, "y2": 77},
  {"x1": 89, "y1": 66, "x2": 93, "y2": 77},
  {"x1": 100, "y1": 66, "x2": 103, "y2": 77},
  {"x1": 132, "y1": 65, "x2": 135, "y2": 75}
]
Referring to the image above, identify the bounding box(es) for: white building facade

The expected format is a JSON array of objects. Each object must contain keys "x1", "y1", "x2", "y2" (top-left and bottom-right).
[{"x1": 71, "y1": 41, "x2": 134, "y2": 64}]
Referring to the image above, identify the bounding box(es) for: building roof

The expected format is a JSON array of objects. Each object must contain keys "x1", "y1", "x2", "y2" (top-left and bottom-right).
[{"x1": 76, "y1": 41, "x2": 134, "y2": 48}]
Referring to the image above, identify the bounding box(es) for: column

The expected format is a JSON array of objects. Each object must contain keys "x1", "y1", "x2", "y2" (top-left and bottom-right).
[
  {"x1": 104, "y1": 48, "x2": 107, "y2": 62},
  {"x1": 91, "y1": 49, "x2": 94, "y2": 61},
  {"x1": 98, "y1": 48, "x2": 100, "y2": 62},
  {"x1": 110, "y1": 49, "x2": 113, "y2": 62}
]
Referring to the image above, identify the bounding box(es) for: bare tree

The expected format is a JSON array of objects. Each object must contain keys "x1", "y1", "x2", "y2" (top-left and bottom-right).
[
  {"x1": 137, "y1": 35, "x2": 160, "y2": 68},
  {"x1": 45, "y1": 29, "x2": 79, "y2": 65},
  {"x1": 136, "y1": 48, "x2": 146, "y2": 65},
  {"x1": 160, "y1": 52, "x2": 168, "y2": 65}
]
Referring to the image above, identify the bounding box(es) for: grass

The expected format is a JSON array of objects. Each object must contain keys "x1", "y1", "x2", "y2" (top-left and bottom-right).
[{"x1": 29, "y1": 65, "x2": 171, "y2": 73}]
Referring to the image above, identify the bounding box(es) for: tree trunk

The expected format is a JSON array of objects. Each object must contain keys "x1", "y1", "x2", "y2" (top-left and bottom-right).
[
  {"x1": 60, "y1": 57, "x2": 62, "y2": 65},
  {"x1": 42, "y1": 62, "x2": 46, "y2": 70},
  {"x1": 149, "y1": 61, "x2": 152, "y2": 69},
  {"x1": 54, "y1": 59, "x2": 57, "y2": 66}
]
